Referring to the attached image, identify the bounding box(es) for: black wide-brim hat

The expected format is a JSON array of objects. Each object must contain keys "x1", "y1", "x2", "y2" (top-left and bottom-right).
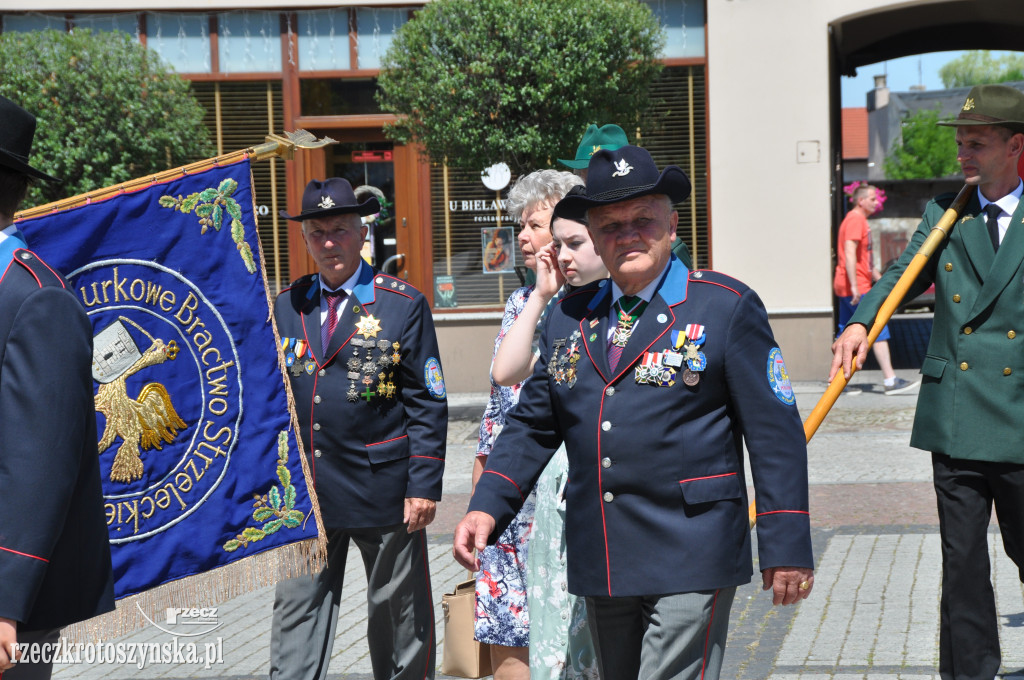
[
  {"x1": 937, "y1": 84, "x2": 1024, "y2": 135},
  {"x1": 0, "y1": 95, "x2": 59, "y2": 182},
  {"x1": 280, "y1": 177, "x2": 380, "y2": 221},
  {"x1": 555, "y1": 145, "x2": 691, "y2": 220}
]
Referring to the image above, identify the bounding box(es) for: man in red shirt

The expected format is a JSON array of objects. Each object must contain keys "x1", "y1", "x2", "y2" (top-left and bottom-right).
[{"x1": 833, "y1": 184, "x2": 919, "y2": 395}]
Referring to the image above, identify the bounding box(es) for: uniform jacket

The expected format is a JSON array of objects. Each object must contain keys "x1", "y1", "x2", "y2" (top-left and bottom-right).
[
  {"x1": 275, "y1": 261, "x2": 447, "y2": 529},
  {"x1": 0, "y1": 238, "x2": 115, "y2": 631},
  {"x1": 851, "y1": 191, "x2": 1024, "y2": 463},
  {"x1": 470, "y1": 256, "x2": 812, "y2": 597}
]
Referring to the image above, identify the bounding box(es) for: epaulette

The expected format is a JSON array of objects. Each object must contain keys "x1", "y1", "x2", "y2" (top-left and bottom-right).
[
  {"x1": 11, "y1": 249, "x2": 67, "y2": 290},
  {"x1": 373, "y1": 272, "x2": 420, "y2": 297},
  {"x1": 688, "y1": 269, "x2": 748, "y2": 297}
]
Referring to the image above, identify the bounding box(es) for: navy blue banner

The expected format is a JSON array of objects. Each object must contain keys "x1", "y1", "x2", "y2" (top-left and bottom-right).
[{"x1": 19, "y1": 160, "x2": 320, "y2": 599}]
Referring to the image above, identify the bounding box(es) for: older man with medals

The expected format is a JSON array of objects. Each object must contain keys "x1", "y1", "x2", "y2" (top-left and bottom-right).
[
  {"x1": 270, "y1": 178, "x2": 447, "y2": 680},
  {"x1": 454, "y1": 146, "x2": 813, "y2": 680}
]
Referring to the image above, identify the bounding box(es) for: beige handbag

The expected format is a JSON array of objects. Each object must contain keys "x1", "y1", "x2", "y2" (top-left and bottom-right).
[{"x1": 440, "y1": 578, "x2": 492, "y2": 678}]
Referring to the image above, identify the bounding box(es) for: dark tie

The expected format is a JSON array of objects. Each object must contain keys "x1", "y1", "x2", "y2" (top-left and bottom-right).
[
  {"x1": 321, "y1": 290, "x2": 345, "y2": 352},
  {"x1": 985, "y1": 203, "x2": 1003, "y2": 254},
  {"x1": 608, "y1": 295, "x2": 647, "y2": 372}
]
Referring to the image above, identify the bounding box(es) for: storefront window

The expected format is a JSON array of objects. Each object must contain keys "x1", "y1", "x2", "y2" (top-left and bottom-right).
[
  {"x1": 218, "y1": 11, "x2": 281, "y2": 73},
  {"x1": 71, "y1": 13, "x2": 140, "y2": 37},
  {"x1": 2, "y1": 14, "x2": 65, "y2": 32},
  {"x1": 354, "y1": 8, "x2": 406, "y2": 70},
  {"x1": 643, "y1": 0, "x2": 705, "y2": 59},
  {"x1": 297, "y1": 9, "x2": 350, "y2": 71},
  {"x1": 146, "y1": 13, "x2": 211, "y2": 74}
]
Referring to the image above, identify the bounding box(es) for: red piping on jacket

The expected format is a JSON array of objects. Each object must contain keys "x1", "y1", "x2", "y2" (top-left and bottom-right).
[
  {"x1": 482, "y1": 470, "x2": 524, "y2": 502},
  {"x1": 0, "y1": 545, "x2": 48, "y2": 562},
  {"x1": 367, "y1": 434, "x2": 408, "y2": 447},
  {"x1": 679, "y1": 472, "x2": 737, "y2": 484}
]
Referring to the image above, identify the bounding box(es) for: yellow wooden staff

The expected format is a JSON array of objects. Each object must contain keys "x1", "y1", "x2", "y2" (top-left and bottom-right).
[{"x1": 748, "y1": 183, "x2": 974, "y2": 527}]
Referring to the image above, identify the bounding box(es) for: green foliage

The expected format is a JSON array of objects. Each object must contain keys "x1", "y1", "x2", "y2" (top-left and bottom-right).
[
  {"x1": 884, "y1": 106, "x2": 960, "y2": 180},
  {"x1": 160, "y1": 177, "x2": 256, "y2": 273},
  {"x1": 0, "y1": 29, "x2": 212, "y2": 209},
  {"x1": 223, "y1": 430, "x2": 306, "y2": 552},
  {"x1": 939, "y1": 51, "x2": 1024, "y2": 89},
  {"x1": 377, "y1": 0, "x2": 664, "y2": 173}
]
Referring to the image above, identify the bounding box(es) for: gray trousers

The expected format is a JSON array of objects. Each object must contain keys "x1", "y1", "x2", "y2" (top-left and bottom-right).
[
  {"x1": 269, "y1": 525, "x2": 435, "y2": 680},
  {"x1": 585, "y1": 588, "x2": 736, "y2": 680}
]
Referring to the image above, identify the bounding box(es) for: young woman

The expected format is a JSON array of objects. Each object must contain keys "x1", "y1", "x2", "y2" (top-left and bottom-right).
[
  {"x1": 491, "y1": 191, "x2": 607, "y2": 679},
  {"x1": 473, "y1": 170, "x2": 584, "y2": 680}
]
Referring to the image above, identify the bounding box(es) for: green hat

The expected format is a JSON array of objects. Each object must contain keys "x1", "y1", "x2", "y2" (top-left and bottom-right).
[
  {"x1": 558, "y1": 124, "x2": 629, "y2": 169},
  {"x1": 937, "y1": 84, "x2": 1024, "y2": 134}
]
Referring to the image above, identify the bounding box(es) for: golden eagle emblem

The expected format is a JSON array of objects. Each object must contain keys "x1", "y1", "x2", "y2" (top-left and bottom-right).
[{"x1": 93, "y1": 319, "x2": 187, "y2": 483}]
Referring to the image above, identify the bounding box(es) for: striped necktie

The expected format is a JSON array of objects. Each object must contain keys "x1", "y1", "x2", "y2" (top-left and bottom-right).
[{"x1": 321, "y1": 290, "x2": 345, "y2": 353}]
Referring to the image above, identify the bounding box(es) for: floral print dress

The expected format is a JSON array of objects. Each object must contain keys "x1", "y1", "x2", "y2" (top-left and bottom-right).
[{"x1": 474, "y1": 285, "x2": 537, "y2": 647}]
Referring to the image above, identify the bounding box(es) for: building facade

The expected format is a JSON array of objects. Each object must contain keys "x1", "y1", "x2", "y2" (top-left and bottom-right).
[{"x1": 5, "y1": 0, "x2": 1021, "y2": 389}]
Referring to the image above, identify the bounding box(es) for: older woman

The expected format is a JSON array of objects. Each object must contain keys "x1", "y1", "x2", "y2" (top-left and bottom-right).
[{"x1": 473, "y1": 169, "x2": 583, "y2": 680}]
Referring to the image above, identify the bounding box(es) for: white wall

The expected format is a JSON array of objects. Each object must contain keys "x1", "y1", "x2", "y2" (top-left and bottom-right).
[{"x1": 704, "y1": 0, "x2": 926, "y2": 313}]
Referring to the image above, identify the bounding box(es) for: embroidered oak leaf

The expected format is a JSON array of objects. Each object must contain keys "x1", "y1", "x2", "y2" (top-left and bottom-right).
[
  {"x1": 223, "y1": 431, "x2": 307, "y2": 552},
  {"x1": 160, "y1": 177, "x2": 256, "y2": 274}
]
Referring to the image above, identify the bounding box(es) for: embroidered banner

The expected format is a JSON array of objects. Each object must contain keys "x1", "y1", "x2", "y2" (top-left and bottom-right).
[{"x1": 18, "y1": 159, "x2": 324, "y2": 626}]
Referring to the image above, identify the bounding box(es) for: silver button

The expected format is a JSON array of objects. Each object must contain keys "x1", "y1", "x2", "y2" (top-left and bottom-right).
[
  {"x1": 561, "y1": 582, "x2": 567, "y2": 591},
  {"x1": 657, "y1": 314, "x2": 668, "y2": 323},
  {"x1": 18, "y1": 252, "x2": 30, "y2": 260},
  {"x1": 605, "y1": 386, "x2": 615, "y2": 396},
  {"x1": 314, "y1": 449, "x2": 322, "y2": 458},
  {"x1": 313, "y1": 423, "x2": 321, "y2": 431},
  {"x1": 375, "y1": 277, "x2": 383, "y2": 284},
  {"x1": 318, "y1": 369, "x2": 326, "y2": 377},
  {"x1": 561, "y1": 612, "x2": 568, "y2": 620},
  {"x1": 314, "y1": 395, "x2": 322, "y2": 404},
  {"x1": 693, "y1": 271, "x2": 703, "y2": 278},
  {"x1": 603, "y1": 491, "x2": 614, "y2": 502},
  {"x1": 601, "y1": 421, "x2": 611, "y2": 431},
  {"x1": 602, "y1": 457, "x2": 611, "y2": 468}
]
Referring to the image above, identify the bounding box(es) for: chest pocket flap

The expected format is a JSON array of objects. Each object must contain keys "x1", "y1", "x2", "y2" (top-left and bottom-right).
[{"x1": 678, "y1": 472, "x2": 743, "y2": 505}]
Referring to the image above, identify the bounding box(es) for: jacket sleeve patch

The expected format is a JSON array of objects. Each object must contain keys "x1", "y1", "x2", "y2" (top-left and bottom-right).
[{"x1": 767, "y1": 347, "x2": 796, "y2": 405}]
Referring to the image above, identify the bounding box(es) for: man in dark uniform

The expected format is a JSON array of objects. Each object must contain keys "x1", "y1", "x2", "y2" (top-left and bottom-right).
[
  {"x1": 0, "y1": 95, "x2": 115, "y2": 679},
  {"x1": 832, "y1": 84, "x2": 1024, "y2": 680},
  {"x1": 454, "y1": 146, "x2": 813, "y2": 680},
  {"x1": 269, "y1": 178, "x2": 447, "y2": 680}
]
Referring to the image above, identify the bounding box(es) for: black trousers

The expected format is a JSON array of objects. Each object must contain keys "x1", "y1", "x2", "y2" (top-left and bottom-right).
[{"x1": 932, "y1": 453, "x2": 1024, "y2": 680}]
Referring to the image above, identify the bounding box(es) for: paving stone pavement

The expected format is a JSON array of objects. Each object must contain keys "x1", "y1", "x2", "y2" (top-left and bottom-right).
[{"x1": 51, "y1": 374, "x2": 1024, "y2": 679}]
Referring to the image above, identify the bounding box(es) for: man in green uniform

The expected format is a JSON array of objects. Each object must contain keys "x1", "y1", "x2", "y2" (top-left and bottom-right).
[{"x1": 831, "y1": 84, "x2": 1024, "y2": 680}]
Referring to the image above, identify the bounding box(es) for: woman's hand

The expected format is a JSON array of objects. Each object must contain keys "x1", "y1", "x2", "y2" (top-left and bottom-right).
[{"x1": 534, "y1": 242, "x2": 564, "y2": 300}]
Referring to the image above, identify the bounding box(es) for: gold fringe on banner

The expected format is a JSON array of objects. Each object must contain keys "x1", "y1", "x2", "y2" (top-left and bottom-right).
[{"x1": 19, "y1": 131, "x2": 336, "y2": 644}]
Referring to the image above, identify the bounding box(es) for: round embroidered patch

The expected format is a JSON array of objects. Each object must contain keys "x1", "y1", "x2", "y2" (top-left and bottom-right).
[
  {"x1": 766, "y1": 347, "x2": 795, "y2": 405},
  {"x1": 424, "y1": 357, "x2": 446, "y2": 400}
]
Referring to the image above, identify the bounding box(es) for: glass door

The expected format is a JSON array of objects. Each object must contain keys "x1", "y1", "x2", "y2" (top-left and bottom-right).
[{"x1": 326, "y1": 141, "x2": 398, "y2": 273}]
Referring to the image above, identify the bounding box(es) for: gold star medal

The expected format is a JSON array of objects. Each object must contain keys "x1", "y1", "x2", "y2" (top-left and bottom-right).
[{"x1": 355, "y1": 314, "x2": 382, "y2": 339}]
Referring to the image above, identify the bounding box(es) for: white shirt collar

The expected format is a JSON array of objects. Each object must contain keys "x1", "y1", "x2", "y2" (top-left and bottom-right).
[
  {"x1": 609, "y1": 262, "x2": 670, "y2": 308},
  {"x1": 317, "y1": 265, "x2": 361, "y2": 297},
  {"x1": 977, "y1": 179, "x2": 1023, "y2": 216}
]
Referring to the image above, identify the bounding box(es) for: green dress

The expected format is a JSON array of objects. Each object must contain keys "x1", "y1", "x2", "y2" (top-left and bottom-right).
[{"x1": 527, "y1": 445, "x2": 598, "y2": 679}]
